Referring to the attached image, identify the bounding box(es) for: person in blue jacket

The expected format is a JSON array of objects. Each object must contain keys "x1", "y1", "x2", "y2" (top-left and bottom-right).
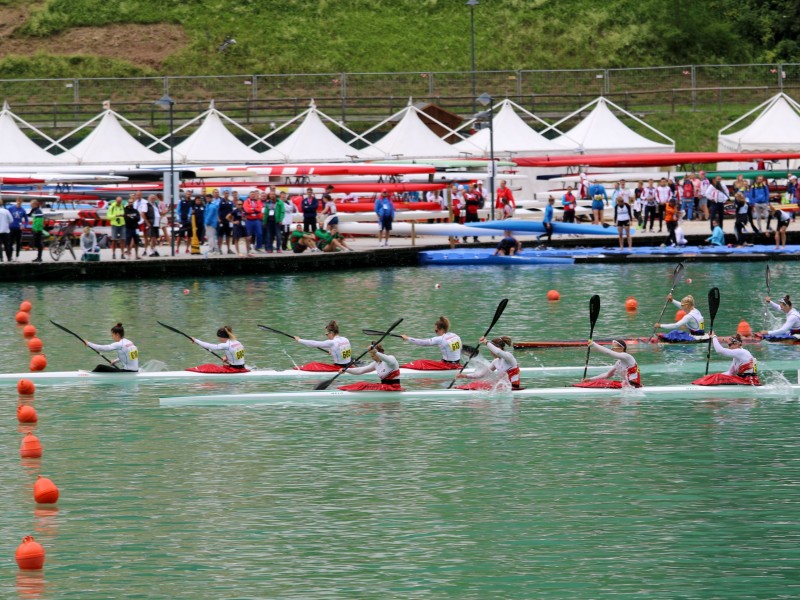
[
  {"x1": 747, "y1": 174, "x2": 771, "y2": 233},
  {"x1": 8, "y1": 197, "x2": 28, "y2": 261},
  {"x1": 374, "y1": 189, "x2": 396, "y2": 247},
  {"x1": 204, "y1": 194, "x2": 220, "y2": 254},
  {"x1": 705, "y1": 219, "x2": 725, "y2": 246},
  {"x1": 587, "y1": 180, "x2": 608, "y2": 225}
]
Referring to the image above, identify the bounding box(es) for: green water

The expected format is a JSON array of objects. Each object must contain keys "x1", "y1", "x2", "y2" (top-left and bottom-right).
[{"x1": 2, "y1": 263, "x2": 800, "y2": 599}]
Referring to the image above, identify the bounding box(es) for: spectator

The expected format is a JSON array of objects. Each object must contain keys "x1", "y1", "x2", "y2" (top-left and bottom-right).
[
  {"x1": 157, "y1": 193, "x2": 172, "y2": 246},
  {"x1": 449, "y1": 184, "x2": 463, "y2": 224},
  {"x1": 494, "y1": 230, "x2": 521, "y2": 256},
  {"x1": 500, "y1": 196, "x2": 514, "y2": 220},
  {"x1": 680, "y1": 176, "x2": 695, "y2": 222},
  {"x1": 697, "y1": 171, "x2": 711, "y2": 221},
  {"x1": 281, "y1": 193, "x2": 296, "y2": 251},
  {"x1": 263, "y1": 191, "x2": 284, "y2": 253},
  {"x1": 733, "y1": 192, "x2": 757, "y2": 246},
  {"x1": 375, "y1": 189, "x2": 396, "y2": 247},
  {"x1": 145, "y1": 195, "x2": 162, "y2": 257},
  {"x1": 767, "y1": 204, "x2": 791, "y2": 250},
  {"x1": 705, "y1": 220, "x2": 725, "y2": 246},
  {"x1": 613, "y1": 192, "x2": 633, "y2": 250},
  {"x1": 462, "y1": 184, "x2": 480, "y2": 243},
  {"x1": 321, "y1": 193, "x2": 338, "y2": 227},
  {"x1": 0, "y1": 199, "x2": 12, "y2": 262},
  {"x1": 496, "y1": 180, "x2": 516, "y2": 210},
  {"x1": 301, "y1": 188, "x2": 319, "y2": 233},
  {"x1": 289, "y1": 223, "x2": 318, "y2": 253},
  {"x1": 642, "y1": 179, "x2": 657, "y2": 232},
  {"x1": 537, "y1": 196, "x2": 554, "y2": 243},
  {"x1": 204, "y1": 193, "x2": 220, "y2": 254},
  {"x1": 707, "y1": 176, "x2": 729, "y2": 231},
  {"x1": 134, "y1": 192, "x2": 149, "y2": 248},
  {"x1": 588, "y1": 179, "x2": 608, "y2": 224},
  {"x1": 242, "y1": 191, "x2": 263, "y2": 251},
  {"x1": 8, "y1": 197, "x2": 28, "y2": 261},
  {"x1": 314, "y1": 221, "x2": 352, "y2": 252},
  {"x1": 28, "y1": 199, "x2": 44, "y2": 263},
  {"x1": 561, "y1": 186, "x2": 577, "y2": 223},
  {"x1": 123, "y1": 196, "x2": 142, "y2": 259},
  {"x1": 217, "y1": 190, "x2": 234, "y2": 255},
  {"x1": 228, "y1": 197, "x2": 249, "y2": 256},
  {"x1": 191, "y1": 195, "x2": 206, "y2": 249},
  {"x1": 106, "y1": 196, "x2": 126, "y2": 260},
  {"x1": 632, "y1": 181, "x2": 644, "y2": 228},
  {"x1": 654, "y1": 178, "x2": 672, "y2": 233},
  {"x1": 80, "y1": 225, "x2": 100, "y2": 260},
  {"x1": 665, "y1": 197, "x2": 680, "y2": 246},
  {"x1": 747, "y1": 174, "x2": 771, "y2": 233},
  {"x1": 177, "y1": 192, "x2": 193, "y2": 253}
]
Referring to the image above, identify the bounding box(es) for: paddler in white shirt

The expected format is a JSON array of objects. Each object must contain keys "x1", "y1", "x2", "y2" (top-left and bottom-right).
[
  {"x1": 337, "y1": 342, "x2": 403, "y2": 391},
  {"x1": 190, "y1": 325, "x2": 247, "y2": 371},
  {"x1": 758, "y1": 294, "x2": 800, "y2": 339},
  {"x1": 693, "y1": 332, "x2": 760, "y2": 386},
  {"x1": 85, "y1": 322, "x2": 139, "y2": 372},
  {"x1": 575, "y1": 339, "x2": 641, "y2": 389},
  {"x1": 457, "y1": 336, "x2": 521, "y2": 390},
  {"x1": 295, "y1": 320, "x2": 353, "y2": 371},
  {"x1": 654, "y1": 294, "x2": 706, "y2": 341},
  {"x1": 399, "y1": 315, "x2": 463, "y2": 370}
]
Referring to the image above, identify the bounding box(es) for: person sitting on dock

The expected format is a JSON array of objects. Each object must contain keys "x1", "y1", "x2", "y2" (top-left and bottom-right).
[
  {"x1": 655, "y1": 294, "x2": 705, "y2": 342},
  {"x1": 289, "y1": 224, "x2": 319, "y2": 254},
  {"x1": 574, "y1": 339, "x2": 641, "y2": 389},
  {"x1": 705, "y1": 219, "x2": 725, "y2": 246},
  {"x1": 692, "y1": 333, "x2": 760, "y2": 386},
  {"x1": 337, "y1": 342, "x2": 403, "y2": 392},
  {"x1": 495, "y1": 230, "x2": 522, "y2": 256}
]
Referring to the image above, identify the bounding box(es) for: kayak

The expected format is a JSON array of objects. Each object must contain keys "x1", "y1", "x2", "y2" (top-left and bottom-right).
[
  {"x1": 419, "y1": 249, "x2": 575, "y2": 266},
  {"x1": 465, "y1": 219, "x2": 622, "y2": 236},
  {"x1": 513, "y1": 335, "x2": 790, "y2": 348},
  {"x1": 160, "y1": 382, "x2": 800, "y2": 407}
]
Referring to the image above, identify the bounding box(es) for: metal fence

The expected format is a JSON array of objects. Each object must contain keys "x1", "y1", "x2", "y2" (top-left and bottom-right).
[{"x1": 1, "y1": 63, "x2": 799, "y2": 134}]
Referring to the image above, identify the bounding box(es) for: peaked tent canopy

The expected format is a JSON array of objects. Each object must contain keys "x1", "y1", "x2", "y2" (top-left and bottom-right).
[
  {"x1": 55, "y1": 103, "x2": 165, "y2": 165},
  {"x1": 360, "y1": 100, "x2": 463, "y2": 159},
  {"x1": 261, "y1": 101, "x2": 374, "y2": 162},
  {"x1": 0, "y1": 102, "x2": 75, "y2": 166},
  {"x1": 453, "y1": 99, "x2": 568, "y2": 156},
  {"x1": 167, "y1": 102, "x2": 263, "y2": 164},
  {"x1": 546, "y1": 97, "x2": 674, "y2": 154},
  {"x1": 718, "y1": 93, "x2": 800, "y2": 153}
]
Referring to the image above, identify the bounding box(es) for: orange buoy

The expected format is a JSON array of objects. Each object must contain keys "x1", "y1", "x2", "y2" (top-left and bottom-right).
[
  {"x1": 737, "y1": 320, "x2": 753, "y2": 337},
  {"x1": 675, "y1": 309, "x2": 686, "y2": 322},
  {"x1": 625, "y1": 297, "x2": 638, "y2": 311},
  {"x1": 19, "y1": 300, "x2": 32, "y2": 313},
  {"x1": 15, "y1": 536, "x2": 45, "y2": 570},
  {"x1": 27, "y1": 338, "x2": 43, "y2": 353},
  {"x1": 17, "y1": 405, "x2": 38, "y2": 423},
  {"x1": 33, "y1": 476, "x2": 59, "y2": 504},
  {"x1": 20, "y1": 432, "x2": 42, "y2": 458},
  {"x1": 17, "y1": 379, "x2": 35, "y2": 395},
  {"x1": 15, "y1": 311, "x2": 30, "y2": 325},
  {"x1": 547, "y1": 290, "x2": 560, "y2": 301},
  {"x1": 29, "y1": 355, "x2": 46, "y2": 372},
  {"x1": 22, "y1": 324, "x2": 36, "y2": 338}
]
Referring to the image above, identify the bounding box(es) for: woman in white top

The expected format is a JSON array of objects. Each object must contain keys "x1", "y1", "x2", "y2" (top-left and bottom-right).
[
  {"x1": 458, "y1": 336, "x2": 521, "y2": 390},
  {"x1": 295, "y1": 320, "x2": 352, "y2": 371},
  {"x1": 613, "y1": 194, "x2": 633, "y2": 250},
  {"x1": 693, "y1": 333, "x2": 760, "y2": 386},
  {"x1": 574, "y1": 339, "x2": 641, "y2": 388},
  {"x1": 322, "y1": 194, "x2": 338, "y2": 227},
  {"x1": 759, "y1": 294, "x2": 800, "y2": 339},
  {"x1": 85, "y1": 322, "x2": 139, "y2": 372},
  {"x1": 189, "y1": 325, "x2": 247, "y2": 372},
  {"x1": 281, "y1": 193, "x2": 296, "y2": 251},
  {"x1": 654, "y1": 178, "x2": 672, "y2": 233},
  {"x1": 655, "y1": 294, "x2": 705, "y2": 341},
  {"x1": 338, "y1": 342, "x2": 403, "y2": 391},
  {"x1": 400, "y1": 316, "x2": 463, "y2": 370}
]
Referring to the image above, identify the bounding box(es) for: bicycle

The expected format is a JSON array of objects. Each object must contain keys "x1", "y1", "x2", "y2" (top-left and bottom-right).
[{"x1": 48, "y1": 221, "x2": 78, "y2": 261}]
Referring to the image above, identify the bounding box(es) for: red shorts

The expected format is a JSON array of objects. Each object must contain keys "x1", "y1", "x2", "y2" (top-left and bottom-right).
[
  {"x1": 337, "y1": 382, "x2": 403, "y2": 392},
  {"x1": 401, "y1": 359, "x2": 461, "y2": 371},
  {"x1": 572, "y1": 379, "x2": 641, "y2": 389},
  {"x1": 186, "y1": 364, "x2": 250, "y2": 374},
  {"x1": 692, "y1": 374, "x2": 761, "y2": 386}
]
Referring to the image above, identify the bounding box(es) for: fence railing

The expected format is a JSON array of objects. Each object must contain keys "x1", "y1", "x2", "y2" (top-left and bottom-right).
[{"x1": 1, "y1": 63, "x2": 798, "y2": 135}]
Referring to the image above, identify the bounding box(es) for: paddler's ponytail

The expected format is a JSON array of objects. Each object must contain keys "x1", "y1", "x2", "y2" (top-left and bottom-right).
[
  {"x1": 435, "y1": 316, "x2": 450, "y2": 332},
  {"x1": 111, "y1": 323, "x2": 125, "y2": 337},
  {"x1": 782, "y1": 295, "x2": 792, "y2": 307},
  {"x1": 326, "y1": 320, "x2": 339, "y2": 335},
  {"x1": 490, "y1": 336, "x2": 512, "y2": 349},
  {"x1": 217, "y1": 325, "x2": 236, "y2": 340}
]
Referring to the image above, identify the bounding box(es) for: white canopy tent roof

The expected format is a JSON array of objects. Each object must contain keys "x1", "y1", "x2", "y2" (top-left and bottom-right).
[
  {"x1": 167, "y1": 102, "x2": 263, "y2": 164},
  {"x1": 718, "y1": 93, "x2": 800, "y2": 153},
  {"x1": 453, "y1": 99, "x2": 569, "y2": 156},
  {"x1": 261, "y1": 101, "x2": 374, "y2": 162},
  {"x1": 0, "y1": 102, "x2": 75, "y2": 165},
  {"x1": 546, "y1": 97, "x2": 674, "y2": 154},
  {"x1": 360, "y1": 100, "x2": 463, "y2": 159},
  {"x1": 54, "y1": 103, "x2": 165, "y2": 165}
]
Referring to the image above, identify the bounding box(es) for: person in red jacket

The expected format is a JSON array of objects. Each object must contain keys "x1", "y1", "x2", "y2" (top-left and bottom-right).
[{"x1": 495, "y1": 180, "x2": 516, "y2": 209}]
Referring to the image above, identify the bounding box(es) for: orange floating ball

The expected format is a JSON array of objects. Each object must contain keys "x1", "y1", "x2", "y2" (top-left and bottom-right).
[
  {"x1": 15, "y1": 311, "x2": 30, "y2": 325},
  {"x1": 15, "y1": 536, "x2": 45, "y2": 570},
  {"x1": 17, "y1": 405, "x2": 38, "y2": 423},
  {"x1": 737, "y1": 320, "x2": 753, "y2": 337},
  {"x1": 547, "y1": 290, "x2": 560, "y2": 301},
  {"x1": 33, "y1": 476, "x2": 59, "y2": 504},
  {"x1": 19, "y1": 300, "x2": 32, "y2": 313},
  {"x1": 675, "y1": 309, "x2": 686, "y2": 321},
  {"x1": 29, "y1": 355, "x2": 47, "y2": 372},
  {"x1": 20, "y1": 432, "x2": 42, "y2": 458},
  {"x1": 17, "y1": 379, "x2": 35, "y2": 395},
  {"x1": 22, "y1": 324, "x2": 36, "y2": 338},
  {"x1": 625, "y1": 297, "x2": 638, "y2": 311},
  {"x1": 27, "y1": 338, "x2": 43, "y2": 353}
]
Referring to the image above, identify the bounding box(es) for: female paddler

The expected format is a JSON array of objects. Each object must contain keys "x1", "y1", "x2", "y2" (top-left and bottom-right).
[
  {"x1": 758, "y1": 294, "x2": 800, "y2": 340},
  {"x1": 692, "y1": 333, "x2": 760, "y2": 386},
  {"x1": 84, "y1": 323, "x2": 139, "y2": 372},
  {"x1": 654, "y1": 294, "x2": 706, "y2": 341},
  {"x1": 188, "y1": 326, "x2": 247, "y2": 372},
  {"x1": 574, "y1": 339, "x2": 642, "y2": 389},
  {"x1": 457, "y1": 336, "x2": 521, "y2": 390},
  {"x1": 399, "y1": 316, "x2": 463, "y2": 370},
  {"x1": 294, "y1": 320, "x2": 352, "y2": 371},
  {"x1": 337, "y1": 342, "x2": 403, "y2": 391}
]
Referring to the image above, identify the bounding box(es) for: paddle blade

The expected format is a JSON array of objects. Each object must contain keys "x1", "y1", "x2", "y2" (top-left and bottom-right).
[
  {"x1": 314, "y1": 376, "x2": 336, "y2": 391},
  {"x1": 589, "y1": 295, "x2": 601, "y2": 329},
  {"x1": 672, "y1": 262, "x2": 685, "y2": 287},
  {"x1": 708, "y1": 287, "x2": 721, "y2": 324},
  {"x1": 766, "y1": 265, "x2": 771, "y2": 294},
  {"x1": 484, "y1": 298, "x2": 510, "y2": 337}
]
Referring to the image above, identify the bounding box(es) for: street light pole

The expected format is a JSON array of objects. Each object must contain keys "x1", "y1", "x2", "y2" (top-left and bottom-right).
[
  {"x1": 477, "y1": 92, "x2": 495, "y2": 222},
  {"x1": 467, "y1": 0, "x2": 479, "y2": 114},
  {"x1": 155, "y1": 94, "x2": 176, "y2": 256}
]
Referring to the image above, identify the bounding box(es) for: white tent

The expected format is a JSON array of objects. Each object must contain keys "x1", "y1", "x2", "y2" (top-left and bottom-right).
[
  {"x1": 166, "y1": 102, "x2": 263, "y2": 164},
  {"x1": 453, "y1": 99, "x2": 568, "y2": 156},
  {"x1": 718, "y1": 93, "x2": 800, "y2": 153},
  {"x1": 55, "y1": 103, "x2": 165, "y2": 165},
  {"x1": 0, "y1": 102, "x2": 75, "y2": 166},
  {"x1": 546, "y1": 97, "x2": 674, "y2": 154},
  {"x1": 261, "y1": 101, "x2": 372, "y2": 162},
  {"x1": 360, "y1": 100, "x2": 462, "y2": 159}
]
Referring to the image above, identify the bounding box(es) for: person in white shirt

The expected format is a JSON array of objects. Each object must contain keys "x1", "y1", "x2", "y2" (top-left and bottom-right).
[
  {"x1": 338, "y1": 342, "x2": 403, "y2": 391},
  {"x1": 457, "y1": 336, "x2": 521, "y2": 390},
  {"x1": 759, "y1": 294, "x2": 800, "y2": 338},
  {"x1": 400, "y1": 315, "x2": 463, "y2": 370},
  {"x1": 654, "y1": 178, "x2": 672, "y2": 233},
  {"x1": 295, "y1": 320, "x2": 353, "y2": 370},
  {"x1": 190, "y1": 325, "x2": 247, "y2": 371},
  {"x1": 693, "y1": 333, "x2": 760, "y2": 386},
  {"x1": 85, "y1": 323, "x2": 139, "y2": 372},
  {"x1": 575, "y1": 339, "x2": 641, "y2": 388}
]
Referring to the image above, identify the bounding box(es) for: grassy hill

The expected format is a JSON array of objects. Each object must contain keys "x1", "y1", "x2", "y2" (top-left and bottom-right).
[{"x1": 1, "y1": 0, "x2": 798, "y2": 78}]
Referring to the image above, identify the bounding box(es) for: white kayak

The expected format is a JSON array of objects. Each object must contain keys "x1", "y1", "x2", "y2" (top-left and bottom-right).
[{"x1": 160, "y1": 383, "x2": 800, "y2": 407}]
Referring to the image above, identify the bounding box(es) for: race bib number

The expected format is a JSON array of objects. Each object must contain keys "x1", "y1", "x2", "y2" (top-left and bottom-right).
[
  {"x1": 341, "y1": 348, "x2": 352, "y2": 359},
  {"x1": 235, "y1": 349, "x2": 245, "y2": 361},
  {"x1": 448, "y1": 340, "x2": 461, "y2": 352},
  {"x1": 699, "y1": 320, "x2": 705, "y2": 330},
  {"x1": 129, "y1": 349, "x2": 139, "y2": 360}
]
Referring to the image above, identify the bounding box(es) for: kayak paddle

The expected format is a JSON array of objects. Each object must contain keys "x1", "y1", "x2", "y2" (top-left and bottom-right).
[
  {"x1": 446, "y1": 298, "x2": 509, "y2": 389},
  {"x1": 704, "y1": 287, "x2": 721, "y2": 375},
  {"x1": 763, "y1": 265, "x2": 771, "y2": 331},
  {"x1": 582, "y1": 295, "x2": 601, "y2": 380},
  {"x1": 157, "y1": 321, "x2": 225, "y2": 361},
  {"x1": 362, "y1": 328, "x2": 478, "y2": 357},
  {"x1": 50, "y1": 320, "x2": 120, "y2": 370},
  {"x1": 315, "y1": 318, "x2": 404, "y2": 390},
  {"x1": 651, "y1": 262, "x2": 685, "y2": 341},
  {"x1": 259, "y1": 323, "x2": 345, "y2": 356}
]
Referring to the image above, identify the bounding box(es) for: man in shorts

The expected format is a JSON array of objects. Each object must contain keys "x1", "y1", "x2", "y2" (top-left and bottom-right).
[
  {"x1": 289, "y1": 223, "x2": 317, "y2": 253},
  {"x1": 374, "y1": 189, "x2": 395, "y2": 247},
  {"x1": 106, "y1": 196, "x2": 126, "y2": 259}
]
